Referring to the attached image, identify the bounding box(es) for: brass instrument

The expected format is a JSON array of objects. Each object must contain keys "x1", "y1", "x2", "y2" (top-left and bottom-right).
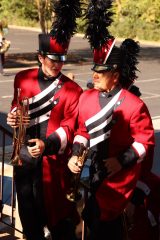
[
  {"x1": 10, "y1": 88, "x2": 29, "y2": 166},
  {"x1": 66, "y1": 143, "x2": 89, "y2": 202}
]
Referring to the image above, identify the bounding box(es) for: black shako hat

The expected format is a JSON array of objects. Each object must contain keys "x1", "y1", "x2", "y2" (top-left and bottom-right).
[
  {"x1": 38, "y1": 0, "x2": 81, "y2": 62},
  {"x1": 38, "y1": 34, "x2": 69, "y2": 61},
  {"x1": 84, "y1": 0, "x2": 140, "y2": 88},
  {"x1": 92, "y1": 38, "x2": 121, "y2": 72}
]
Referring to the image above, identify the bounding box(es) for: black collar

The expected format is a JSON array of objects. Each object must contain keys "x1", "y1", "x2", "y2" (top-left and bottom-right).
[
  {"x1": 39, "y1": 68, "x2": 61, "y2": 81},
  {"x1": 100, "y1": 85, "x2": 122, "y2": 98},
  {"x1": 38, "y1": 68, "x2": 61, "y2": 91}
]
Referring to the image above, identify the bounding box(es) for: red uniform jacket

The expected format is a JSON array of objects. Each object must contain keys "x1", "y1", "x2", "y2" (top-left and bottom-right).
[
  {"x1": 73, "y1": 88, "x2": 155, "y2": 221},
  {"x1": 11, "y1": 68, "x2": 83, "y2": 227}
]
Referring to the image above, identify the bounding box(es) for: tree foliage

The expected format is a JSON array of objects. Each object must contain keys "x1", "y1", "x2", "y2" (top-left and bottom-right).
[
  {"x1": 110, "y1": 0, "x2": 160, "y2": 41},
  {"x1": 0, "y1": 0, "x2": 39, "y2": 27},
  {"x1": 0, "y1": 0, "x2": 160, "y2": 41}
]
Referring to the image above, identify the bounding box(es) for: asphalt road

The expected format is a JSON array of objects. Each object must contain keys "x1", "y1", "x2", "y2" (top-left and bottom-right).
[{"x1": 0, "y1": 26, "x2": 160, "y2": 175}]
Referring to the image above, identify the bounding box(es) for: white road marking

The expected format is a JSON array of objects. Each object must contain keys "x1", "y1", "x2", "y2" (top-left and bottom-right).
[
  {"x1": 152, "y1": 116, "x2": 160, "y2": 120},
  {"x1": 152, "y1": 116, "x2": 160, "y2": 130},
  {"x1": 141, "y1": 94, "x2": 160, "y2": 100},
  {"x1": 1, "y1": 96, "x2": 13, "y2": 98},
  {"x1": 0, "y1": 80, "x2": 14, "y2": 83},
  {"x1": 138, "y1": 78, "x2": 160, "y2": 83}
]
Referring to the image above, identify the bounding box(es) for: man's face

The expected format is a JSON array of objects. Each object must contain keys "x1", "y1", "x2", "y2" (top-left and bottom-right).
[
  {"x1": 92, "y1": 70, "x2": 118, "y2": 92},
  {"x1": 39, "y1": 55, "x2": 64, "y2": 77}
]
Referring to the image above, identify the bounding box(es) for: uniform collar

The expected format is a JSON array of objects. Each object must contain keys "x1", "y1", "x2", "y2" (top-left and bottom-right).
[
  {"x1": 39, "y1": 67, "x2": 61, "y2": 81},
  {"x1": 100, "y1": 85, "x2": 122, "y2": 98}
]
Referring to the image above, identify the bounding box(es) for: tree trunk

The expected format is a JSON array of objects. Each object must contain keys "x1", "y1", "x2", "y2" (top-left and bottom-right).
[{"x1": 35, "y1": 0, "x2": 47, "y2": 33}]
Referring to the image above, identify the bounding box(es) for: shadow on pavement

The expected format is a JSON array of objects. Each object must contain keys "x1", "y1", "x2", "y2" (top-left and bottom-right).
[
  {"x1": 3, "y1": 45, "x2": 160, "y2": 69},
  {"x1": 152, "y1": 131, "x2": 160, "y2": 176},
  {"x1": 140, "y1": 46, "x2": 160, "y2": 61},
  {"x1": 4, "y1": 47, "x2": 92, "y2": 69},
  {"x1": 0, "y1": 112, "x2": 13, "y2": 147},
  {"x1": 4, "y1": 53, "x2": 38, "y2": 68},
  {"x1": 0, "y1": 223, "x2": 23, "y2": 240}
]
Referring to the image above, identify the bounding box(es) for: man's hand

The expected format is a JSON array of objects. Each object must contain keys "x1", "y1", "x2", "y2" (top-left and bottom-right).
[
  {"x1": 27, "y1": 139, "x2": 45, "y2": 158},
  {"x1": 7, "y1": 111, "x2": 30, "y2": 128},
  {"x1": 125, "y1": 202, "x2": 136, "y2": 221},
  {"x1": 7, "y1": 112, "x2": 18, "y2": 128},
  {"x1": 124, "y1": 202, "x2": 136, "y2": 229},
  {"x1": 103, "y1": 157, "x2": 122, "y2": 178},
  {"x1": 67, "y1": 155, "x2": 82, "y2": 174}
]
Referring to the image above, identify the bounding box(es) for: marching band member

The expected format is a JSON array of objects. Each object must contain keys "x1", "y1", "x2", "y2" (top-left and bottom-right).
[
  {"x1": 68, "y1": 1, "x2": 155, "y2": 239},
  {"x1": 7, "y1": 0, "x2": 82, "y2": 239}
]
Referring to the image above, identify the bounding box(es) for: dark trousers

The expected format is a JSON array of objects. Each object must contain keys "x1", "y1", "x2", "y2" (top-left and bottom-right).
[
  {"x1": 87, "y1": 215, "x2": 124, "y2": 240},
  {"x1": 14, "y1": 166, "x2": 46, "y2": 240},
  {"x1": 50, "y1": 218, "x2": 78, "y2": 240}
]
